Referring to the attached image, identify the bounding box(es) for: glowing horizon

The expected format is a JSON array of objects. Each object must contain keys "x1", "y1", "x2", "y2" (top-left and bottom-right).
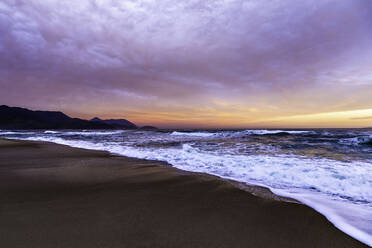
[
  {"x1": 1, "y1": 0, "x2": 372, "y2": 128},
  {"x1": 57, "y1": 107, "x2": 372, "y2": 129}
]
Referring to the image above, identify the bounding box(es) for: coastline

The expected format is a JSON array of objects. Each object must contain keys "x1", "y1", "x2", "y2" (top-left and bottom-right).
[{"x1": 0, "y1": 138, "x2": 368, "y2": 247}]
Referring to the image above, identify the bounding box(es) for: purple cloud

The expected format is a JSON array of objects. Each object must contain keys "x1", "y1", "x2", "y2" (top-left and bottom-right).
[{"x1": 1, "y1": 0, "x2": 372, "y2": 126}]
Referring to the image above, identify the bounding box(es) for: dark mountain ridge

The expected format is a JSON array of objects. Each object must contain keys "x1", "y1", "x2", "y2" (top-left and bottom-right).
[
  {"x1": 0, "y1": 105, "x2": 137, "y2": 130},
  {"x1": 90, "y1": 117, "x2": 137, "y2": 129}
]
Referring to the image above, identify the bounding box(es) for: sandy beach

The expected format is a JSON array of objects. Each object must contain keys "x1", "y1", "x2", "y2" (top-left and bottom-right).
[{"x1": 0, "y1": 138, "x2": 368, "y2": 248}]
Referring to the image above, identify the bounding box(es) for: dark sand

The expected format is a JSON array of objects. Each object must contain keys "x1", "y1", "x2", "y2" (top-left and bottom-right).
[{"x1": 0, "y1": 139, "x2": 368, "y2": 248}]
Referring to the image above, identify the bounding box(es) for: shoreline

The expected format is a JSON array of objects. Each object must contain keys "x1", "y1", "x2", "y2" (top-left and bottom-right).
[
  {"x1": 1, "y1": 138, "x2": 300, "y2": 204},
  {"x1": 0, "y1": 138, "x2": 368, "y2": 247}
]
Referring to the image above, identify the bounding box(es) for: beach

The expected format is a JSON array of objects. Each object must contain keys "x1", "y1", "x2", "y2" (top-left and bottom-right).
[{"x1": 0, "y1": 138, "x2": 368, "y2": 248}]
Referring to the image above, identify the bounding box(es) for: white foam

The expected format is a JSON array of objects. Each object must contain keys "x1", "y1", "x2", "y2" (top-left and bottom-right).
[
  {"x1": 214, "y1": 129, "x2": 312, "y2": 139},
  {"x1": 60, "y1": 131, "x2": 126, "y2": 136},
  {"x1": 20, "y1": 136, "x2": 109, "y2": 151},
  {"x1": 339, "y1": 135, "x2": 372, "y2": 146},
  {"x1": 0, "y1": 131, "x2": 18, "y2": 135},
  {"x1": 239, "y1": 129, "x2": 311, "y2": 135},
  {"x1": 44, "y1": 130, "x2": 59, "y2": 134},
  {"x1": 170, "y1": 130, "x2": 310, "y2": 138},
  {"x1": 11, "y1": 135, "x2": 372, "y2": 246},
  {"x1": 171, "y1": 131, "x2": 216, "y2": 137},
  {"x1": 0, "y1": 131, "x2": 35, "y2": 135}
]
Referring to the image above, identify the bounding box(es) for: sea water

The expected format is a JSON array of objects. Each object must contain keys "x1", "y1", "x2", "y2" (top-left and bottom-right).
[{"x1": 1, "y1": 128, "x2": 371, "y2": 246}]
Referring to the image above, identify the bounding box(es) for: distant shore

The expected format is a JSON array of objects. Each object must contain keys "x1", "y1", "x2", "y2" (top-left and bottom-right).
[{"x1": 0, "y1": 138, "x2": 367, "y2": 248}]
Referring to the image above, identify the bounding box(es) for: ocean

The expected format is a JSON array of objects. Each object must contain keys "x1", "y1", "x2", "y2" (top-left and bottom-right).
[{"x1": 1, "y1": 128, "x2": 371, "y2": 246}]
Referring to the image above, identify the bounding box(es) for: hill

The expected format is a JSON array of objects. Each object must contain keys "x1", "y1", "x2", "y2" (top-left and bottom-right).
[
  {"x1": 0, "y1": 105, "x2": 136, "y2": 130},
  {"x1": 90, "y1": 117, "x2": 137, "y2": 129}
]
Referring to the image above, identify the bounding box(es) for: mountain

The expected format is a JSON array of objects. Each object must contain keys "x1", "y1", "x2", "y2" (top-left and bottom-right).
[
  {"x1": 0, "y1": 105, "x2": 136, "y2": 130},
  {"x1": 90, "y1": 117, "x2": 137, "y2": 129}
]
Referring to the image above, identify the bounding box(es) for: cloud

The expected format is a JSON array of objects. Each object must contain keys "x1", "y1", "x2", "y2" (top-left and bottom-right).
[
  {"x1": 1, "y1": 0, "x2": 372, "y2": 126},
  {"x1": 351, "y1": 116, "x2": 372, "y2": 120}
]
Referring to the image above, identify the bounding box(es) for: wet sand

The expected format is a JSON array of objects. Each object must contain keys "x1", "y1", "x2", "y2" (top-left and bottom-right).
[{"x1": 0, "y1": 139, "x2": 368, "y2": 248}]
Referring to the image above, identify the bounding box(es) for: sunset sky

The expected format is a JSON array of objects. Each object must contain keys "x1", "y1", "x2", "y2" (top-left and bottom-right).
[{"x1": 1, "y1": 0, "x2": 372, "y2": 128}]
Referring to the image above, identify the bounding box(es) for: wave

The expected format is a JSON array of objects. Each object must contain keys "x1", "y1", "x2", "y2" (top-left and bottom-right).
[
  {"x1": 44, "y1": 130, "x2": 59, "y2": 134},
  {"x1": 171, "y1": 131, "x2": 216, "y2": 137},
  {"x1": 339, "y1": 136, "x2": 372, "y2": 146},
  {"x1": 58, "y1": 130, "x2": 127, "y2": 136},
  {"x1": 244, "y1": 130, "x2": 310, "y2": 135},
  {"x1": 171, "y1": 130, "x2": 311, "y2": 139},
  {"x1": 217, "y1": 130, "x2": 312, "y2": 139},
  {"x1": 0, "y1": 131, "x2": 35, "y2": 135},
  {"x1": 0, "y1": 131, "x2": 18, "y2": 135}
]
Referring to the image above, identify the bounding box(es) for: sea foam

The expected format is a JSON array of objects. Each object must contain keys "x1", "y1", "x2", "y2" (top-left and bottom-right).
[{"x1": 171, "y1": 131, "x2": 216, "y2": 137}]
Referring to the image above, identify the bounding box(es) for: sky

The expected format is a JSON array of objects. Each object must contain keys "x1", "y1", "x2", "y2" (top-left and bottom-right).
[{"x1": 1, "y1": 0, "x2": 372, "y2": 128}]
